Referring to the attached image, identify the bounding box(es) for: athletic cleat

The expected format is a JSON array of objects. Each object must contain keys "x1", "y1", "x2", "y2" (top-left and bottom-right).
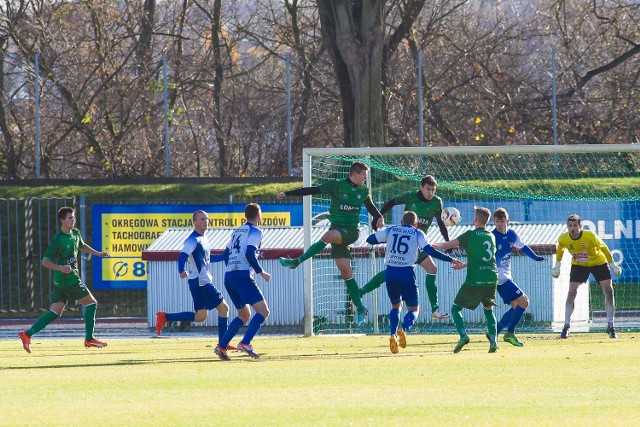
[
  {"x1": 560, "y1": 324, "x2": 570, "y2": 339},
  {"x1": 389, "y1": 335, "x2": 399, "y2": 354},
  {"x1": 453, "y1": 334, "x2": 470, "y2": 353},
  {"x1": 226, "y1": 343, "x2": 238, "y2": 351},
  {"x1": 237, "y1": 342, "x2": 260, "y2": 359},
  {"x1": 155, "y1": 312, "x2": 167, "y2": 336},
  {"x1": 397, "y1": 327, "x2": 407, "y2": 348},
  {"x1": 503, "y1": 331, "x2": 524, "y2": 347},
  {"x1": 214, "y1": 344, "x2": 230, "y2": 361},
  {"x1": 606, "y1": 325, "x2": 617, "y2": 339},
  {"x1": 19, "y1": 331, "x2": 31, "y2": 353},
  {"x1": 356, "y1": 310, "x2": 367, "y2": 328},
  {"x1": 84, "y1": 338, "x2": 107, "y2": 348},
  {"x1": 486, "y1": 333, "x2": 499, "y2": 353},
  {"x1": 278, "y1": 257, "x2": 299, "y2": 269},
  {"x1": 431, "y1": 308, "x2": 450, "y2": 320}
]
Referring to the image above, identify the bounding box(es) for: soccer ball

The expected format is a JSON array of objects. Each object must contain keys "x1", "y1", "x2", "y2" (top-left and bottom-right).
[{"x1": 441, "y1": 207, "x2": 462, "y2": 226}]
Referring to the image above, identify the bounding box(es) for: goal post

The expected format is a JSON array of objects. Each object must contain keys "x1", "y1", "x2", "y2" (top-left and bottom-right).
[{"x1": 302, "y1": 144, "x2": 640, "y2": 336}]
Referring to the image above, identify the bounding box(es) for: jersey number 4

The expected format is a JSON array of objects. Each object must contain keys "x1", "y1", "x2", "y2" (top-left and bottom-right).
[{"x1": 232, "y1": 235, "x2": 242, "y2": 253}]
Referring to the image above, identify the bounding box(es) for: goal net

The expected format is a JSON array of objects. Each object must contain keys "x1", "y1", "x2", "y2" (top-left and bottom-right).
[{"x1": 301, "y1": 145, "x2": 640, "y2": 336}]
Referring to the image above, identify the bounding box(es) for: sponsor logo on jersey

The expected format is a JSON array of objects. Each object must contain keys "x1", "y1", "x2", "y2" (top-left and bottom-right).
[
  {"x1": 340, "y1": 204, "x2": 360, "y2": 211},
  {"x1": 572, "y1": 252, "x2": 588, "y2": 262}
]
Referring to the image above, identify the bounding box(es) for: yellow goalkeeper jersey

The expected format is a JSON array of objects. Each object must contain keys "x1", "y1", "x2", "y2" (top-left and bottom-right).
[{"x1": 556, "y1": 229, "x2": 613, "y2": 267}]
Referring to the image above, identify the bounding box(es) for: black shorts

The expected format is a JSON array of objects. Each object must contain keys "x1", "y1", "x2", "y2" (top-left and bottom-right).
[{"x1": 569, "y1": 263, "x2": 611, "y2": 283}]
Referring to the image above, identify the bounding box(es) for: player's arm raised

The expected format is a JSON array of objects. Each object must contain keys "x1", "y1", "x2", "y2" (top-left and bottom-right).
[{"x1": 276, "y1": 186, "x2": 321, "y2": 200}]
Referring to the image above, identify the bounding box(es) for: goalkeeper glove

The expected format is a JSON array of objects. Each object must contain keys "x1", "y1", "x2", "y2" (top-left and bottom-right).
[
  {"x1": 609, "y1": 262, "x2": 622, "y2": 278},
  {"x1": 551, "y1": 261, "x2": 561, "y2": 279}
]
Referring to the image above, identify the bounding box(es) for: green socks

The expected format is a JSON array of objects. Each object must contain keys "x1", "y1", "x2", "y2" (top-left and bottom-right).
[
  {"x1": 84, "y1": 303, "x2": 97, "y2": 341},
  {"x1": 298, "y1": 240, "x2": 328, "y2": 264},
  {"x1": 484, "y1": 308, "x2": 497, "y2": 336},
  {"x1": 359, "y1": 270, "x2": 385, "y2": 297},
  {"x1": 26, "y1": 310, "x2": 59, "y2": 337},
  {"x1": 425, "y1": 274, "x2": 438, "y2": 312},
  {"x1": 451, "y1": 304, "x2": 466, "y2": 337},
  {"x1": 345, "y1": 278, "x2": 366, "y2": 313}
]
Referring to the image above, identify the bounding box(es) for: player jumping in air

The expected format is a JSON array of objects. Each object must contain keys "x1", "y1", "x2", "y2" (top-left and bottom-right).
[
  {"x1": 359, "y1": 175, "x2": 452, "y2": 320},
  {"x1": 276, "y1": 161, "x2": 383, "y2": 327}
]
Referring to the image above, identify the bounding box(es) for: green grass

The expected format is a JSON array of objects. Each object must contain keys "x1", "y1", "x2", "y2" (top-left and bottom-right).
[
  {"x1": 1, "y1": 333, "x2": 638, "y2": 426},
  {"x1": 0, "y1": 181, "x2": 303, "y2": 202},
  {"x1": 456, "y1": 177, "x2": 640, "y2": 199},
  {"x1": 1, "y1": 177, "x2": 639, "y2": 201}
]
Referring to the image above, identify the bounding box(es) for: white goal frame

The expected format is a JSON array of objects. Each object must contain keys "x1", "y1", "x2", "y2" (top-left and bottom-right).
[{"x1": 301, "y1": 144, "x2": 640, "y2": 336}]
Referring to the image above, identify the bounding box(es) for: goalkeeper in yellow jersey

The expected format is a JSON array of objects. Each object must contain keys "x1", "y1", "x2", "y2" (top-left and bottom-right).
[{"x1": 552, "y1": 214, "x2": 622, "y2": 339}]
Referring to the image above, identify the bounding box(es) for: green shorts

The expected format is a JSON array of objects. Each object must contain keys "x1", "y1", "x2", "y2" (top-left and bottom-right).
[
  {"x1": 329, "y1": 225, "x2": 360, "y2": 260},
  {"x1": 453, "y1": 284, "x2": 497, "y2": 310},
  {"x1": 51, "y1": 283, "x2": 91, "y2": 304},
  {"x1": 417, "y1": 252, "x2": 429, "y2": 265}
]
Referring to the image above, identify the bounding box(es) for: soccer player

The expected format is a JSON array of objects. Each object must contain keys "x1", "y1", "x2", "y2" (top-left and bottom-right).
[
  {"x1": 155, "y1": 210, "x2": 234, "y2": 348},
  {"x1": 18, "y1": 207, "x2": 110, "y2": 353},
  {"x1": 276, "y1": 161, "x2": 384, "y2": 326},
  {"x1": 432, "y1": 206, "x2": 499, "y2": 353},
  {"x1": 552, "y1": 214, "x2": 622, "y2": 339},
  {"x1": 359, "y1": 175, "x2": 452, "y2": 320},
  {"x1": 367, "y1": 211, "x2": 463, "y2": 353},
  {"x1": 492, "y1": 208, "x2": 545, "y2": 346},
  {"x1": 214, "y1": 203, "x2": 272, "y2": 360}
]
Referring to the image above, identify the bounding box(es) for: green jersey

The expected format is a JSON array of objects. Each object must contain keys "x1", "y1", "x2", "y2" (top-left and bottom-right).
[
  {"x1": 319, "y1": 179, "x2": 372, "y2": 227},
  {"x1": 394, "y1": 192, "x2": 443, "y2": 232},
  {"x1": 43, "y1": 228, "x2": 86, "y2": 288},
  {"x1": 457, "y1": 228, "x2": 498, "y2": 287}
]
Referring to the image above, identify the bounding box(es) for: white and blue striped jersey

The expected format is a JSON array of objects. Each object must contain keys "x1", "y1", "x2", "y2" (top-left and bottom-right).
[
  {"x1": 492, "y1": 228, "x2": 525, "y2": 284},
  {"x1": 225, "y1": 223, "x2": 264, "y2": 273},
  {"x1": 180, "y1": 231, "x2": 214, "y2": 286},
  {"x1": 371, "y1": 224, "x2": 428, "y2": 268}
]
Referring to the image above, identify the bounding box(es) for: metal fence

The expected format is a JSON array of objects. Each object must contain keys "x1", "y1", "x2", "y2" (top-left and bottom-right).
[
  {"x1": 0, "y1": 197, "x2": 76, "y2": 316},
  {"x1": 0, "y1": 196, "x2": 284, "y2": 318}
]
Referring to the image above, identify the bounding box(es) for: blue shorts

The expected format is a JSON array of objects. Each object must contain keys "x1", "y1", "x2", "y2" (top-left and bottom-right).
[
  {"x1": 497, "y1": 280, "x2": 524, "y2": 305},
  {"x1": 188, "y1": 279, "x2": 224, "y2": 311},
  {"x1": 385, "y1": 266, "x2": 419, "y2": 307},
  {"x1": 224, "y1": 270, "x2": 265, "y2": 309}
]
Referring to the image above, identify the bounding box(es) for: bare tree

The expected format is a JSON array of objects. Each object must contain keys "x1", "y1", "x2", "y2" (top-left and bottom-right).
[{"x1": 0, "y1": 0, "x2": 637, "y2": 179}]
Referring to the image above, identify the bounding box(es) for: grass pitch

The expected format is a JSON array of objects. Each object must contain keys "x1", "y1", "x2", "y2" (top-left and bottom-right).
[{"x1": 1, "y1": 333, "x2": 638, "y2": 426}]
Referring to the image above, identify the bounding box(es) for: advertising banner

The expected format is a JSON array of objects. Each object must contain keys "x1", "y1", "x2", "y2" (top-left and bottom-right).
[{"x1": 92, "y1": 203, "x2": 302, "y2": 289}]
